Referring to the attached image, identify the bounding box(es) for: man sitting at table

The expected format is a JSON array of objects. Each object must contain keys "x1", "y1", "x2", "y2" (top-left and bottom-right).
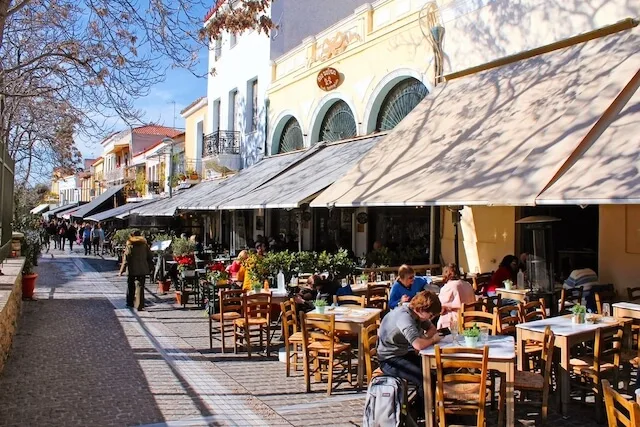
[
  {"x1": 378, "y1": 290, "x2": 442, "y2": 415},
  {"x1": 388, "y1": 265, "x2": 433, "y2": 309}
]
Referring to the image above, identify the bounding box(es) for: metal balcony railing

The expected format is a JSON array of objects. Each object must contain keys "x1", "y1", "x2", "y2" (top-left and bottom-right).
[
  {"x1": 203, "y1": 131, "x2": 241, "y2": 158},
  {"x1": 147, "y1": 181, "x2": 161, "y2": 195},
  {"x1": 172, "y1": 158, "x2": 203, "y2": 177}
]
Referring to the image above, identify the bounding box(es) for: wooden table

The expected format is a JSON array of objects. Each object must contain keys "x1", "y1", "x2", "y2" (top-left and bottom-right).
[
  {"x1": 351, "y1": 281, "x2": 391, "y2": 295},
  {"x1": 613, "y1": 302, "x2": 640, "y2": 320},
  {"x1": 420, "y1": 335, "x2": 516, "y2": 427},
  {"x1": 496, "y1": 288, "x2": 529, "y2": 302},
  {"x1": 323, "y1": 306, "x2": 381, "y2": 387},
  {"x1": 516, "y1": 315, "x2": 632, "y2": 416}
]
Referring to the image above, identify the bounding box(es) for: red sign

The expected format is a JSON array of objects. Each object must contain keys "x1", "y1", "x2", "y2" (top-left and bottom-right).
[{"x1": 317, "y1": 67, "x2": 341, "y2": 91}]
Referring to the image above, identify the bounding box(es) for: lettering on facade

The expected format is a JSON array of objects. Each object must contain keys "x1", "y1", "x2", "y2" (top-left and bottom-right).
[{"x1": 317, "y1": 67, "x2": 341, "y2": 91}]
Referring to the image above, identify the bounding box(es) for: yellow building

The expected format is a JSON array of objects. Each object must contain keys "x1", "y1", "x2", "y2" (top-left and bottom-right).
[
  {"x1": 180, "y1": 96, "x2": 208, "y2": 176},
  {"x1": 91, "y1": 157, "x2": 104, "y2": 197}
]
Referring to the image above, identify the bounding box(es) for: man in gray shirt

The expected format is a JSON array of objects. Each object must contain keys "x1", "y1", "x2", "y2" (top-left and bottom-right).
[{"x1": 378, "y1": 291, "x2": 442, "y2": 413}]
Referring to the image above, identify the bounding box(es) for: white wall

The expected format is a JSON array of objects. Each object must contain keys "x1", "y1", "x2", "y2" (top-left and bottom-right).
[
  {"x1": 58, "y1": 176, "x2": 80, "y2": 205},
  {"x1": 207, "y1": 13, "x2": 272, "y2": 169}
]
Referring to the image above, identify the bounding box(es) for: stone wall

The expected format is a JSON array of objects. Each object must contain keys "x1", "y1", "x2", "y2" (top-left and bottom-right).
[{"x1": 0, "y1": 258, "x2": 26, "y2": 375}]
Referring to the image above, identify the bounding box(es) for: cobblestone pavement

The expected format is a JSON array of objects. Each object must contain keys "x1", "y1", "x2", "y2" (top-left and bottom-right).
[{"x1": 0, "y1": 248, "x2": 618, "y2": 426}]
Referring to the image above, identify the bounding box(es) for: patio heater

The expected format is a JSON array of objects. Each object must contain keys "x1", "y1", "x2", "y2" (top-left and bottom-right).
[
  {"x1": 515, "y1": 215, "x2": 561, "y2": 293},
  {"x1": 447, "y1": 206, "x2": 463, "y2": 271}
]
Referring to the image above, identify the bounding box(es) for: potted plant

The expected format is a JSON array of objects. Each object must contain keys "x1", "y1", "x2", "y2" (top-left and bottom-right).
[
  {"x1": 21, "y1": 230, "x2": 41, "y2": 299},
  {"x1": 503, "y1": 279, "x2": 514, "y2": 291},
  {"x1": 571, "y1": 304, "x2": 587, "y2": 324},
  {"x1": 463, "y1": 323, "x2": 481, "y2": 347},
  {"x1": 186, "y1": 169, "x2": 199, "y2": 180},
  {"x1": 207, "y1": 262, "x2": 229, "y2": 285},
  {"x1": 314, "y1": 299, "x2": 328, "y2": 314},
  {"x1": 251, "y1": 282, "x2": 263, "y2": 294}
]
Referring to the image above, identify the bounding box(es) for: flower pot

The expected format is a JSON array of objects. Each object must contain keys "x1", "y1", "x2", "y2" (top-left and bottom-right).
[
  {"x1": 158, "y1": 280, "x2": 171, "y2": 294},
  {"x1": 22, "y1": 273, "x2": 38, "y2": 299},
  {"x1": 572, "y1": 313, "x2": 585, "y2": 324},
  {"x1": 316, "y1": 306, "x2": 326, "y2": 314},
  {"x1": 464, "y1": 336, "x2": 479, "y2": 347},
  {"x1": 175, "y1": 291, "x2": 183, "y2": 305}
]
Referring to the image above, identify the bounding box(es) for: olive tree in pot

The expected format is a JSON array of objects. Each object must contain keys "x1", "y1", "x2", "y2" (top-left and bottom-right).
[{"x1": 21, "y1": 230, "x2": 42, "y2": 299}]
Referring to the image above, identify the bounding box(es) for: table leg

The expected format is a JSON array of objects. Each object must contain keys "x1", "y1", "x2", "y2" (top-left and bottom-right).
[
  {"x1": 559, "y1": 337, "x2": 570, "y2": 416},
  {"x1": 516, "y1": 328, "x2": 524, "y2": 372},
  {"x1": 423, "y1": 355, "x2": 434, "y2": 427},
  {"x1": 506, "y1": 361, "x2": 515, "y2": 427},
  {"x1": 357, "y1": 325, "x2": 364, "y2": 388}
]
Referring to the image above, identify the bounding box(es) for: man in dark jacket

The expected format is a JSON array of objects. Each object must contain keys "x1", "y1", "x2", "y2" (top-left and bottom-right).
[{"x1": 119, "y1": 230, "x2": 152, "y2": 310}]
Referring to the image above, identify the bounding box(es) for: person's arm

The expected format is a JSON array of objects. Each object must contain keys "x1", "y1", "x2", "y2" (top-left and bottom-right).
[
  {"x1": 398, "y1": 314, "x2": 441, "y2": 351},
  {"x1": 119, "y1": 244, "x2": 130, "y2": 275},
  {"x1": 388, "y1": 284, "x2": 403, "y2": 309}
]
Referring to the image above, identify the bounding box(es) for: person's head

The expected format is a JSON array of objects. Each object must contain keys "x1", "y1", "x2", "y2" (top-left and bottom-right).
[
  {"x1": 409, "y1": 291, "x2": 442, "y2": 322},
  {"x1": 373, "y1": 240, "x2": 383, "y2": 251},
  {"x1": 499, "y1": 255, "x2": 518, "y2": 271},
  {"x1": 307, "y1": 274, "x2": 323, "y2": 289},
  {"x1": 132, "y1": 230, "x2": 142, "y2": 237},
  {"x1": 237, "y1": 250, "x2": 248, "y2": 261},
  {"x1": 255, "y1": 241, "x2": 267, "y2": 256},
  {"x1": 442, "y1": 263, "x2": 460, "y2": 282},
  {"x1": 398, "y1": 264, "x2": 415, "y2": 287}
]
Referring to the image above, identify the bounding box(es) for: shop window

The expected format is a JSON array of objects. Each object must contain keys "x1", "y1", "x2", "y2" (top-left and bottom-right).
[
  {"x1": 278, "y1": 117, "x2": 304, "y2": 153},
  {"x1": 376, "y1": 78, "x2": 428, "y2": 131}
]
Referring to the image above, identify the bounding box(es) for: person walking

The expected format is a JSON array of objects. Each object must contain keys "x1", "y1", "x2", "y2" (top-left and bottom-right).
[
  {"x1": 119, "y1": 230, "x2": 153, "y2": 310},
  {"x1": 93, "y1": 223, "x2": 105, "y2": 255},
  {"x1": 66, "y1": 221, "x2": 77, "y2": 252},
  {"x1": 58, "y1": 221, "x2": 67, "y2": 251},
  {"x1": 81, "y1": 224, "x2": 92, "y2": 255}
]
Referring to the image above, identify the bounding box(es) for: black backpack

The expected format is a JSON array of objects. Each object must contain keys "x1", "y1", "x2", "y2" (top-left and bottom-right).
[{"x1": 363, "y1": 375, "x2": 418, "y2": 427}]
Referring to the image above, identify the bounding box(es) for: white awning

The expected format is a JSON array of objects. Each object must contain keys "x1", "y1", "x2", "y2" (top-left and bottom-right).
[
  {"x1": 537, "y1": 85, "x2": 640, "y2": 205},
  {"x1": 71, "y1": 184, "x2": 125, "y2": 219},
  {"x1": 218, "y1": 135, "x2": 384, "y2": 210},
  {"x1": 30, "y1": 203, "x2": 50, "y2": 215},
  {"x1": 311, "y1": 26, "x2": 640, "y2": 208},
  {"x1": 85, "y1": 200, "x2": 155, "y2": 222},
  {"x1": 178, "y1": 150, "x2": 308, "y2": 211}
]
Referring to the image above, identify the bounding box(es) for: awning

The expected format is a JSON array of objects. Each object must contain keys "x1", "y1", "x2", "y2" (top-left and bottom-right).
[
  {"x1": 84, "y1": 200, "x2": 155, "y2": 222},
  {"x1": 30, "y1": 203, "x2": 50, "y2": 215},
  {"x1": 46, "y1": 202, "x2": 79, "y2": 218},
  {"x1": 311, "y1": 26, "x2": 640, "y2": 208},
  {"x1": 219, "y1": 135, "x2": 384, "y2": 209},
  {"x1": 178, "y1": 150, "x2": 309, "y2": 211},
  {"x1": 58, "y1": 205, "x2": 83, "y2": 219},
  {"x1": 537, "y1": 83, "x2": 640, "y2": 205},
  {"x1": 70, "y1": 184, "x2": 124, "y2": 219}
]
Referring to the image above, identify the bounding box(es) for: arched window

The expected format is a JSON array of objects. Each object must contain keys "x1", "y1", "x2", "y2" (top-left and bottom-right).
[
  {"x1": 319, "y1": 100, "x2": 357, "y2": 142},
  {"x1": 376, "y1": 78, "x2": 428, "y2": 131},
  {"x1": 278, "y1": 117, "x2": 304, "y2": 154}
]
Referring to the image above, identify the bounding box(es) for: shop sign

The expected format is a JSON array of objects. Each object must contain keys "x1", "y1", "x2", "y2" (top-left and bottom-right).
[{"x1": 317, "y1": 67, "x2": 341, "y2": 91}]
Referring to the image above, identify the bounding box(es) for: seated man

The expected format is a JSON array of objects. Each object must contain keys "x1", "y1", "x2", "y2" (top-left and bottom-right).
[
  {"x1": 564, "y1": 267, "x2": 599, "y2": 311},
  {"x1": 377, "y1": 291, "x2": 442, "y2": 413},
  {"x1": 388, "y1": 264, "x2": 432, "y2": 309}
]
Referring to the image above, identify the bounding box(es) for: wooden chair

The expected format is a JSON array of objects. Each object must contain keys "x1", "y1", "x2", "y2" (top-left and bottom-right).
[
  {"x1": 366, "y1": 284, "x2": 388, "y2": 312},
  {"x1": 472, "y1": 272, "x2": 493, "y2": 295},
  {"x1": 559, "y1": 287, "x2": 583, "y2": 314},
  {"x1": 594, "y1": 288, "x2": 617, "y2": 315},
  {"x1": 494, "y1": 305, "x2": 520, "y2": 337},
  {"x1": 519, "y1": 299, "x2": 547, "y2": 323},
  {"x1": 602, "y1": 379, "x2": 640, "y2": 427},
  {"x1": 514, "y1": 326, "x2": 555, "y2": 425},
  {"x1": 627, "y1": 287, "x2": 640, "y2": 302},
  {"x1": 362, "y1": 322, "x2": 381, "y2": 385},
  {"x1": 333, "y1": 294, "x2": 366, "y2": 308},
  {"x1": 280, "y1": 299, "x2": 304, "y2": 376},
  {"x1": 461, "y1": 299, "x2": 488, "y2": 313},
  {"x1": 300, "y1": 312, "x2": 352, "y2": 395},
  {"x1": 459, "y1": 310, "x2": 496, "y2": 335},
  {"x1": 434, "y1": 345, "x2": 490, "y2": 427},
  {"x1": 233, "y1": 292, "x2": 272, "y2": 357},
  {"x1": 569, "y1": 323, "x2": 624, "y2": 422},
  {"x1": 485, "y1": 294, "x2": 502, "y2": 313},
  {"x1": 209, "y1": 289, "x2": 244, "y2": 351}
]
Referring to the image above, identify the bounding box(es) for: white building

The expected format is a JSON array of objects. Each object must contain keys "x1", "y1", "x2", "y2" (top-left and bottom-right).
[
  {"x1": 58, "y1": 175, "x2": 80, "y2": 205},
  {"x1": 204, "y1": 3, "x2": 272, "y2": 171}
]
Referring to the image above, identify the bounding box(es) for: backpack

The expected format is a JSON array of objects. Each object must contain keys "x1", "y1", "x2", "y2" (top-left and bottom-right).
[{"x1": 363, "y1": 375, "x2": 407, "y2": 427}]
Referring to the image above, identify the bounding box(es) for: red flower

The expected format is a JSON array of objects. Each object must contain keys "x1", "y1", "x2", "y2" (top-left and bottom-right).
[{"x1": 207, "y1": 261, "x2": 225, "y2": 272}]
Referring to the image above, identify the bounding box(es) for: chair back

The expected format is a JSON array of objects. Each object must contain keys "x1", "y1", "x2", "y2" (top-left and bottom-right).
[
  {"x1": 362, "y1": 323, "x2": 379, "y2": 384},
  {"x1": 593, "y1": 323, "x2": 624, "y2": 371},
  {"x1": 519, "y1": 299, "x2": 547, "y2": 323},
  {"x1": 462, "y1": 299, "x2": 487, "y2": 313},
  {"x1": 280, "y1": 299, "x2": 298, "y2": 343},
  {"x1": 627, "y1": 287, "x2": 640, "y2": 303},
  {"x1": 333, "y1": 294, "x2": 366, "y2": 308},
  {"x1": 219, "y1": 289, "x2": 244, "y2": 316},
  {"x1": 459, "y1": 310, "x2": 496, "y2": 335},
  {"x1": 494, "y1": 305, "x2": 520, "y2": 336},
  {"x1": 366, "y1": 284, "x2": 388, "y2": 311},
  {"x1": 559, "y1": 287, "x2": 583, "y2": 313},
  {"x1": 595, "y1": 287, "x2": 617, "y2": 314},
  {"x1": 602, "y1": 379, "x2": 640, "y2": 427},
  {"x1": 473, "y1": 273, "x2": 493, "y2": 295},
  {"x1": 540, "y1": 326, "x2": 556, "y2": 393},
  {"x1": 243, "y1": 292, "x2": 272, "y2": 324},
  {"x1": 300, "y1": 312, "x2": 337, "y2": 345},
  {"x1": 434, "y1": 345, "x2": 489, "y2": 427}
]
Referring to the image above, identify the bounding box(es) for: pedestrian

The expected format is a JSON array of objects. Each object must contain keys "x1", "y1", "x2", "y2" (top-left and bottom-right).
[
  {"x1": 119, "y1": 230, "x2": 153, "y2": 310},
  {"x1": 92, "y1": 223, "x2": 104, "y2": 255},
  {"x1": 58, "y1": 221, "x2": 67, "y2": 250},
  {"x1": 82, "y1": 224, "x2": 92, "y2": 255},
  {"x1": 66, "y1": 221, "x2": 77, "y2": 251},
  {"x1": 48, "y1": 219, "x2": 58, "y2": 249}
]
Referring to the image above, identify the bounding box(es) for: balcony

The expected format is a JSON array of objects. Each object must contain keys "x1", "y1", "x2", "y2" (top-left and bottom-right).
[
  {"x1": 104, "y1": 166, "x2": 135, "y2": 183},
  {"x1": 202, "y1": 131, "x2": 241, "y2": 177}
]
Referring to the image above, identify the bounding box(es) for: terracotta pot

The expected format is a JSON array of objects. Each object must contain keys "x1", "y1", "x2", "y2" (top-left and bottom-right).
[
  {"x1": 175, "y1": 291, "x2": 183, "y2": 305},
  {"x1": 158, "y1": 280, "x2": 171, "y2": 294},
  {"x1": 22, "y1": 273, "x2": 38, "y2": 299}
]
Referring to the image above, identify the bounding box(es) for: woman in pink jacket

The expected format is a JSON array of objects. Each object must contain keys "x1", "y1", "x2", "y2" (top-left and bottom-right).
[{"x1": 437, "y1": 263, "x2": 476, "y2": 330}]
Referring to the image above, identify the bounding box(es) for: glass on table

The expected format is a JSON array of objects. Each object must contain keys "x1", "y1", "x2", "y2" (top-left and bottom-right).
[
  {"x1": 602, "y1": 303, "x2": 611, "y2": 317},
  {"x1": 376, "y1": 274, "x2": 382, "y2": 282},
  {"x1": 450, "y1": 317, "x2": 459, "y2": 345},
  {"x1": 479, "y1": 326, "x2": 489, "y2": 345}
]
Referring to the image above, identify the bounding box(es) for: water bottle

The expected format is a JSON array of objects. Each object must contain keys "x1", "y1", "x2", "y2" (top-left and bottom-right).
[
  {"x1": 277, "y1": 270, "x2": 286, "y2": 293},
  {"x1": 517, "y1": 269, "x2": 525, "y2": 289}
]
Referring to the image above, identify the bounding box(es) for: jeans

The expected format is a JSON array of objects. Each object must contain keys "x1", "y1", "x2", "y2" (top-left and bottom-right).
[
  {"x1": 83, "y1": 237, "x2": 91, "y2": 255},
  {"x1": 127, "y1": 275, "x2": 146, "y2": 309},
  {"x1": 380, "y1": 352, "x2": 425, "y2": 413}
]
